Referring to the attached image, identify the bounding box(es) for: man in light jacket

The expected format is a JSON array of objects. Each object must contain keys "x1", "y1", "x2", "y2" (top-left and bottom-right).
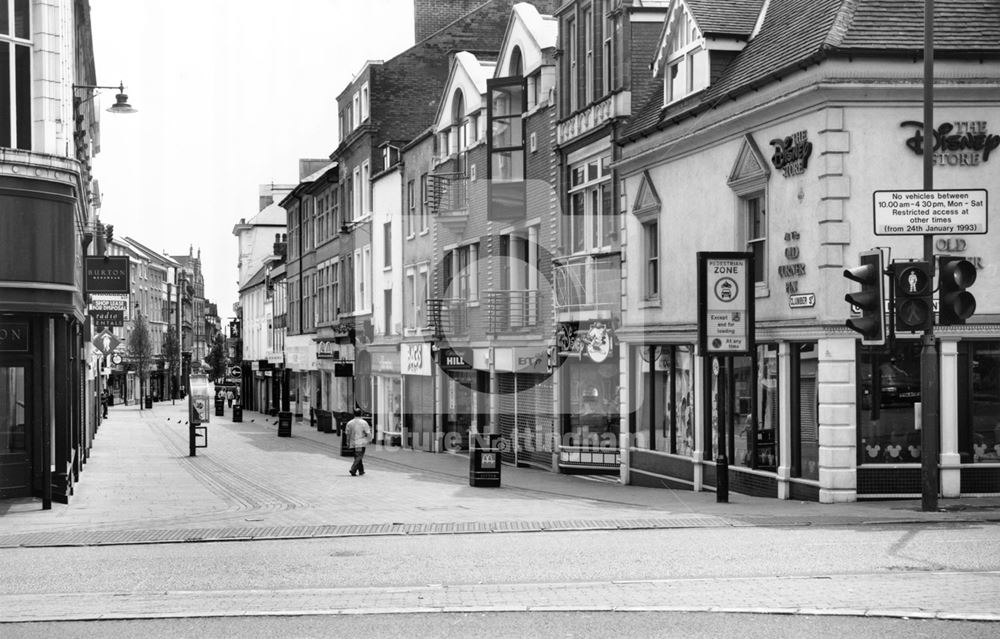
[{"x1": 345, "y1": 408, "x2": 371, "y2": 476}]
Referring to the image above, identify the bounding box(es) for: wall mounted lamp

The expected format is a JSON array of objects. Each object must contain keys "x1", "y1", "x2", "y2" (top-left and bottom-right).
[{"x1": 72, "y1": 82, "x2": 138, "y2": 114}]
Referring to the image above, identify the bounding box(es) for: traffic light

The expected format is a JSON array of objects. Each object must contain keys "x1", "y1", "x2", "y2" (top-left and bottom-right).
[
  {"x1": 844, "y1": 250, "x2": 885, "y2": 345},
  {"x1": 893, "y1": 261, "x2": 933, "y2": 333},
  {"x1": 938, "y1": 256, "x2": 977, "y2": 325}
]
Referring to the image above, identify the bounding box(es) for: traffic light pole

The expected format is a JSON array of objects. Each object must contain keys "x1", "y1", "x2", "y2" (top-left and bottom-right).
[{"x1": 920, "y1": 0, "x2": 939, "y2": 512}]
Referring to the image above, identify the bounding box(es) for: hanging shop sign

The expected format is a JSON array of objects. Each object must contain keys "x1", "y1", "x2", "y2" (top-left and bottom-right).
[
  {"x1": 85, "y1": 256, "x2": 130, "y2": 294},
  {"x1": 901, "y1": 120, "x2": 1000, "y2": 166},
  {"x1": 555, "y1": 322, "x2": 615, "y2": 361},
  {"x1": 698, "y1": 252, "x2": 755, "y2": 356},
  {"x1": 768, "y1": 130, "x2": 812, "y2": 177},
  {"x1": 0, "y1": 322, "x2": 29, "y2": 352}
]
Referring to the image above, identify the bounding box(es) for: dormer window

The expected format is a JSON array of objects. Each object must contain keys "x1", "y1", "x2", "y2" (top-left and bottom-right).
[{"x1": 659, "y1": 2, "x2": 708, "y2": 105}]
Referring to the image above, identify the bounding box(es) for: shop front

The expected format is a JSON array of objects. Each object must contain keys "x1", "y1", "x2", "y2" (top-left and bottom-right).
[
  {"x1": 493, "y1": 346, "x2": 555, "y2": 469},
  {"x1": 402, "y1": 341, "x2": 435, "y2": 451},
  {"x1": 555, "y1": 322, "x2": 620, "y2": 474},
  {"x1": 370, "y1": 347, "x2": 402, "y2": 446}
]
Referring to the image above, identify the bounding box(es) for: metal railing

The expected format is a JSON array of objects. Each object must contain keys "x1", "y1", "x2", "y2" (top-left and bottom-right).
[
  {"x1": 426, "y1": 298, "x2": 469, "y2": 338},
  {"x1": 485, "y1": 289, "x2": 539, "y2": 333},
  {"x1": 553, "y1": 253, "x2": 620, "y2": 313},
  {"x1": 426, "y1": 173, "x2": 468, "y2": 214}
]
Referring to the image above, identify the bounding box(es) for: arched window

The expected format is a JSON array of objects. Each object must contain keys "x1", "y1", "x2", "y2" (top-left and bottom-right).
[
  {"x1": 509, "y1": 46, "x2": 523, "y2": 77},
  {"x1": 451, "y1": 90, "x2": 466, "y2": 153}
]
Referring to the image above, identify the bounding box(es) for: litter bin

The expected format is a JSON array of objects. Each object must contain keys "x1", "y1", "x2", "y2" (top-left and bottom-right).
[
  {"x1": 469, "y1": 432, "x2": 502, "y2": 487},
  {"x1": 215, "y1": 396, "x2": 225, "y2": 416},
  {"x1": 316, "y1": 410, "x2": 333, "y2": 433},
  {"x1": 278, "y1": 411, "x2": 292, "y2": 437},
  {"x1": 144, "y1": 396, "x2": 153, "y2": 409},
  {"x1": 232, "y1": 403, "x2": 243, "y2": 422}
]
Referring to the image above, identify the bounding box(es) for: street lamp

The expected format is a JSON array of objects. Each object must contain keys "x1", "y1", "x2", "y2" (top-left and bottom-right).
[{"x1": 72, "y1": 82, "x2": 138, "y2": 114}]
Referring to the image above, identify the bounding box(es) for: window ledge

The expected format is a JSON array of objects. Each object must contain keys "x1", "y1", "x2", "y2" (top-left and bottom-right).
[{"x1": 638, "y1": 298, "x2": 661, "y2": 309}]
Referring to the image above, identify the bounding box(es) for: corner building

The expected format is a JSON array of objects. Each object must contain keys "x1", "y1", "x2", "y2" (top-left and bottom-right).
[{"x1": 616, "y1": 0, "x2": 1000, "y2": 501}]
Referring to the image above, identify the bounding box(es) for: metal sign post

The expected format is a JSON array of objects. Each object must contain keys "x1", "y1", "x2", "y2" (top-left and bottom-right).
[{"x1": 698, "y1": 252, "x2": 755, "y2": 503}]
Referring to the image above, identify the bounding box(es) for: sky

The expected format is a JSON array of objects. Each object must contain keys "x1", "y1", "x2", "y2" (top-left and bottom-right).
[{"x1": 90, "y1": 0, "x2": 416, "y2": 320}]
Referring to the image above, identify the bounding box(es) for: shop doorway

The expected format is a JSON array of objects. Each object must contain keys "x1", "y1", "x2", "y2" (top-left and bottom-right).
[{"x1": 0, "y1": 363, "x2": 31, "y2": 498}]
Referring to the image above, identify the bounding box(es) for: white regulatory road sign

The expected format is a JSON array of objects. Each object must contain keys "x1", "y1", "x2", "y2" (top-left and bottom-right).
[{"x1": 873, "y1": 189, "x2": 987, "y2": 235}]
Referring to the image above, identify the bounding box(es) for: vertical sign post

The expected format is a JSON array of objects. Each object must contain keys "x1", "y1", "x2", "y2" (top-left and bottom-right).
[{"x1": 698, "y1": 252, "x2": 755, "y2": 503}]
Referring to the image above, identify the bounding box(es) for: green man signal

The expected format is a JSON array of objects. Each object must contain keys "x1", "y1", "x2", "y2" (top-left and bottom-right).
[
  {"x1": 893, "y1": 261, "x2": 934, "y2": 333},
  {"x1": 938, "y1": 256, "x2": 977, "y2": 325},
  {"x1": 844, "y1": 250, "x2": 885, "y2": 345}
]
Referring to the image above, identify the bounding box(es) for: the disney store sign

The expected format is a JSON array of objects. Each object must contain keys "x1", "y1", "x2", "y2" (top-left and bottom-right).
[{"x1": 901, "y1": 120, "x2": 999, "y2": 166}]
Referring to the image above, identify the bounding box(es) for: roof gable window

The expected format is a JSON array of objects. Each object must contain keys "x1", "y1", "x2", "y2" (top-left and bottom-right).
[{"x1": 658, "y1": 2, "x2": 708, "y2": 106}]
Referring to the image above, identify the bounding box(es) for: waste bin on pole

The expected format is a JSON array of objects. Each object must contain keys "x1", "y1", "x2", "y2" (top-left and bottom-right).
[{"x1": 469, "y1": 432, "x2": 502, "y2": 487}]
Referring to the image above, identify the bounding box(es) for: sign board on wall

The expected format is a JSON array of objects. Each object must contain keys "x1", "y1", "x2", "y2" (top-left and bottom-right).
[
  {"x1": 873, "y1": 189, "x2": 988, "y2": 235},
  {"x1": 402, "y1": 342, "x2": 431, "y2": 376},
  {"x1": 698, "y1": 252, "x2": 755, "y2": 356}
]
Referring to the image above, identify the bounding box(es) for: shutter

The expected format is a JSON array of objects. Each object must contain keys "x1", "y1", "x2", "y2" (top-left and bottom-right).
[
  {"x1": 497, "y1": 373, "x2": 517, "y2": 463},
  {"x1": 518, "y1": 374, "x2": 554, "y2": 469}
]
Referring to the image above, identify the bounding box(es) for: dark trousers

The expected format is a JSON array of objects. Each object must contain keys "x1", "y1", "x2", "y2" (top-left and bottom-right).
[{"x1": 350, "y1": 447, "x2": 366, "y2": 475}]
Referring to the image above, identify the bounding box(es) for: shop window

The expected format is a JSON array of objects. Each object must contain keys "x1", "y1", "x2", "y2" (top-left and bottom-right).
[
  {"x1": 857, "y1": 340, "x2": 922, "y2": 464},
  {"x1": 634, "y1": 345, "x2": 694, "y2": 455},
  {"x1": 960, "y1": 341, "x2": 1000, "y2": 463}
]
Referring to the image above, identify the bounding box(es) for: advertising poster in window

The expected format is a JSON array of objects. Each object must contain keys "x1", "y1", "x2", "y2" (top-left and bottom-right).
[{"x1": 698, "y1": 252, "x2": 755, "y2": 356}]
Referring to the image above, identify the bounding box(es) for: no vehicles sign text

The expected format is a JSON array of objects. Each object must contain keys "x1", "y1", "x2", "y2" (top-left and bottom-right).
[{"x1": 873, "y1": 189, "x2": 987, "y2": 235}]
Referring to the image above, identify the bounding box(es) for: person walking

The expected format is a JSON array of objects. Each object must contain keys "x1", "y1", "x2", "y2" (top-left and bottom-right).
[
  {"x1": 100, "y1": 389, "x2": 109, "y2": 419},
  {"x1": 345, "y1": 408, "x2": 371, "y2": 476}
]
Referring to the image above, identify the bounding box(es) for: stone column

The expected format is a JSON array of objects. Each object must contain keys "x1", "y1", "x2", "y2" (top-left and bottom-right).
[
  {"x1": 818, "y1": 337, "x2": 858, "y2": 503},
  {"x1": 939, "y1": 338, "x2": 961, "y2": 497}
]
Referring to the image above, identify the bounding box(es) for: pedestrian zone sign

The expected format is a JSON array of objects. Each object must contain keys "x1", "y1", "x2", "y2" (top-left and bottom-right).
[{"x1": 93, "y1": 329, "x2": 121, "y2": 355}]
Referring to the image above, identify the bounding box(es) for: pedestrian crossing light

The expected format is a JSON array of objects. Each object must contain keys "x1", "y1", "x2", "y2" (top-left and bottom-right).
[
  {"x1": 937, "y1": 256, "x2": 977, "y2": 325},
  {"x1": 844, "y1": 250, "x2": 885, "y2": 345},
  {"x1": 893, "y1": 261, "x2": 933, "y2": 333}
]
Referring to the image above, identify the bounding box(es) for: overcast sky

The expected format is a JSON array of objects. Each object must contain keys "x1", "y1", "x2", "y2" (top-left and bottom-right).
[{"x1": 90, "y1": 0, "x2": 416, "y2": 319}]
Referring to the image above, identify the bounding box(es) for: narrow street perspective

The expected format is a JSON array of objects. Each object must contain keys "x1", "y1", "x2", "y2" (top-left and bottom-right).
[{"x1": 2, "y1": 0, "x2": 1000, "y2": 637}]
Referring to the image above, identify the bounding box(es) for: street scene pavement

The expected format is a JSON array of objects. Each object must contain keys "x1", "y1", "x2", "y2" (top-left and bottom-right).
[{"x1": 1, "y1": 400, "x2": 999, "y2": 632}]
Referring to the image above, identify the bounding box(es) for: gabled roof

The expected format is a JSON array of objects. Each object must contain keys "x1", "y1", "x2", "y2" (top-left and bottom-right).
[
  {"x1": 496, "y1": 2, "x2": 558, "y2": 77},
  {"x1": 239, "y1": 264, "x2": 268, "y2": 294},
  {"x1": 622, "y1": 0, "x2": 1000, "y2": 142},
  {"x1": 684, "y1": 0, "x2": 765, "y2": 37},
  {"x1": 432, "y1": 52, "x2": 496, "y2": 132}
]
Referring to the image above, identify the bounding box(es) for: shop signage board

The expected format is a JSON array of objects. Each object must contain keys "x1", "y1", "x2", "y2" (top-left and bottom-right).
[
  {"x1": 402, "y1": 342, "x2": 431, "y2": 376},
  {"x1": 90, "y1": 309, "x2": 124, "y2": 328},
  {"x1": 873, "y1": 189, "x2": 987, "y2": 235},
  {"x1": 698, "y1": 252, "x2": 755, "y2": 356},
  {"x1": 85, "y1": 256, "x2": 131, "y2": 294},
  {"x1": 0, "y1": 322, "x2": 29, "y2": 352}
]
